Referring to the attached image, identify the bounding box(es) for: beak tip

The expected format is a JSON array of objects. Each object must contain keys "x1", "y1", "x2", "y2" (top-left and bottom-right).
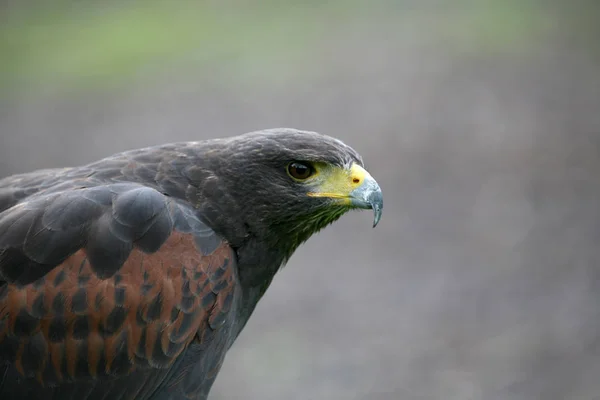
[
  {"x1": 372, "y1": 208, "x2": 382, "y2": 228},
  {"x1": 369, "y1": 189, "x2": 383, "y2": 228}
]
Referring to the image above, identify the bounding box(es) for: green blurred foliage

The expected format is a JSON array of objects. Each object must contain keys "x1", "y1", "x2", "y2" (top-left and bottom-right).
[
  {"x1": 0, "y1": 0, "x2": 596, "y2": 95},
  {"x1": 0, "y1": 1, "x2": 337, "y2": 92}
]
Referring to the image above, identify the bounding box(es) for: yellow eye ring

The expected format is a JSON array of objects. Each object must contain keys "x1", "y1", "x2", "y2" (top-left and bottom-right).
[{"x1": 287, "y1": 162, "x2": 315, "y2": 180}]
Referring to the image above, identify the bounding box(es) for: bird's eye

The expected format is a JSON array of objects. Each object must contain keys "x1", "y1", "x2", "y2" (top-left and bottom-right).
[{"x1": 287, "y1": 162, "x2": 314, "y2": 180}]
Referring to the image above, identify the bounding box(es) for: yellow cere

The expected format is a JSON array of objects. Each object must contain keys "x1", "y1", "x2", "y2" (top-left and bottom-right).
[{"x1": 307, "y1": 163, "x2": 368, "y2": 203}]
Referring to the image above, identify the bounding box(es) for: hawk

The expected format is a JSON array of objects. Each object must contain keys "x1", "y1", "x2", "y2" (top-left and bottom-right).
[{"x1": 0, "y1": 128, "x2": 383, "y2": 399}]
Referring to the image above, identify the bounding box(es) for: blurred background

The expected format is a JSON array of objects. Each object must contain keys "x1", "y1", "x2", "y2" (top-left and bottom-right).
[{"x1": 1, "y1": 1, "x2": 600, "y2": 399}]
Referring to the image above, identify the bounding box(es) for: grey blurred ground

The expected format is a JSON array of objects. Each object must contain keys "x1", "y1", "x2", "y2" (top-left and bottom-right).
[{"x1": 1, "y1": 1, "x2": 600, "y2": 399}]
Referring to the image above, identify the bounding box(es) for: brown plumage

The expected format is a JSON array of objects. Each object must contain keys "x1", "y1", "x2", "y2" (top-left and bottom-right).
[{"x1": 0, "y1": 232, "x2": 234, "y2": 383}]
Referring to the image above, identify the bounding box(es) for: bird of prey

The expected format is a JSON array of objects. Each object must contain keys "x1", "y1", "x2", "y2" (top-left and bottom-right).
[{"x1": 0, "y1": 128, "x2": 382, "y2": 399}]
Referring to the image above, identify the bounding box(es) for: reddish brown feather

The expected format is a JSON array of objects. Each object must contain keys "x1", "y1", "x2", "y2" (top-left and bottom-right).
[{"x1": 0, "y1": 231, "x2": 236, "y2": 384}]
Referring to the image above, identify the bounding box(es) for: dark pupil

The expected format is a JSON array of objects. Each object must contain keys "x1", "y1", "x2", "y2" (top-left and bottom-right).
[{"x1": 291, "y1": 163, "x2": 310, "y2": 178}]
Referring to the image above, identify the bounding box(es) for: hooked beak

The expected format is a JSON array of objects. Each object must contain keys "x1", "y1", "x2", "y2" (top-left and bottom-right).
[{"x1": 348, "y1": 170, "x2": 383, "y2": 228}]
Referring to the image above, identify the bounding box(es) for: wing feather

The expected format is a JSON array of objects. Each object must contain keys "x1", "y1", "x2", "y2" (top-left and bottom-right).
[{"x1": 0, "y1": 180, "x2": 238, "y2": 386}]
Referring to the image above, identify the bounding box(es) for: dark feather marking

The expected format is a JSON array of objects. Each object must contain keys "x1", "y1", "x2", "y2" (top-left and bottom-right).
[
  {"x1": 51, "y1": 293, "x2": 65, "y2": 315},
  {"x1": 212, "y1": 265, "x2": 226, "y2": 280},
  {"x1": 13, "y1": 310, "x2": 38, "y2": 336},
  {"x1": 94, "y1": 292, "x2": 103, "y2": 311},
  {"x1": 201, "y1": 292, "x2": 216, "y2": 308},
  {"x1": 53, "y1": 270, "x2": 67, "y2": 288},
  {"x1": 136, "y1": 329, "x2": 147, "y2": 359},
  {"x1": 181, "y1": 279, "x2": 191, "y2": 296},
  {"x1": 170, "y1": 308, "x2": 180, "y2": 323},
  {"x1": 170, "y1": 312, "x2": 197, "y2": 343},
  {"x1": 48, "y1": 318, "x2": 67, "y2": 342},
  {"x1": 192, "y1": 270, "x2": 204, "y2": 280},
  {"x1": 135, "y1": 308, "x2": 146, "y2": 326},
  {"x1": 211, "y1": 280, "x2": 228, "y2": 294},
  {"x1": 71, "y1": 289, "x2": 87, "y2": 314},
  {"x1": 146, "y1": 295, "x2": 162, "y2": 321},
  {"x1": 140, "y1": 283, "x2": 153, "y2": 295},
  {"x1": 78, "y1": 258, "x2": 87, "y2": 274},
  {"x1": 30, "y1": 293, "x2": 46, "y2": 318},
  {"x1": 114, "y1": 287, "x2": 125, "y2": 306},
  {"x1": 178, "y1": 296, "x2": 195, "y2": 313},
  {"x1": 72, "y1": 316, "x2": 89, "y2": 340},
  {"x1": 101, "y1": 308, "x2": 126, "y2": 337}
]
